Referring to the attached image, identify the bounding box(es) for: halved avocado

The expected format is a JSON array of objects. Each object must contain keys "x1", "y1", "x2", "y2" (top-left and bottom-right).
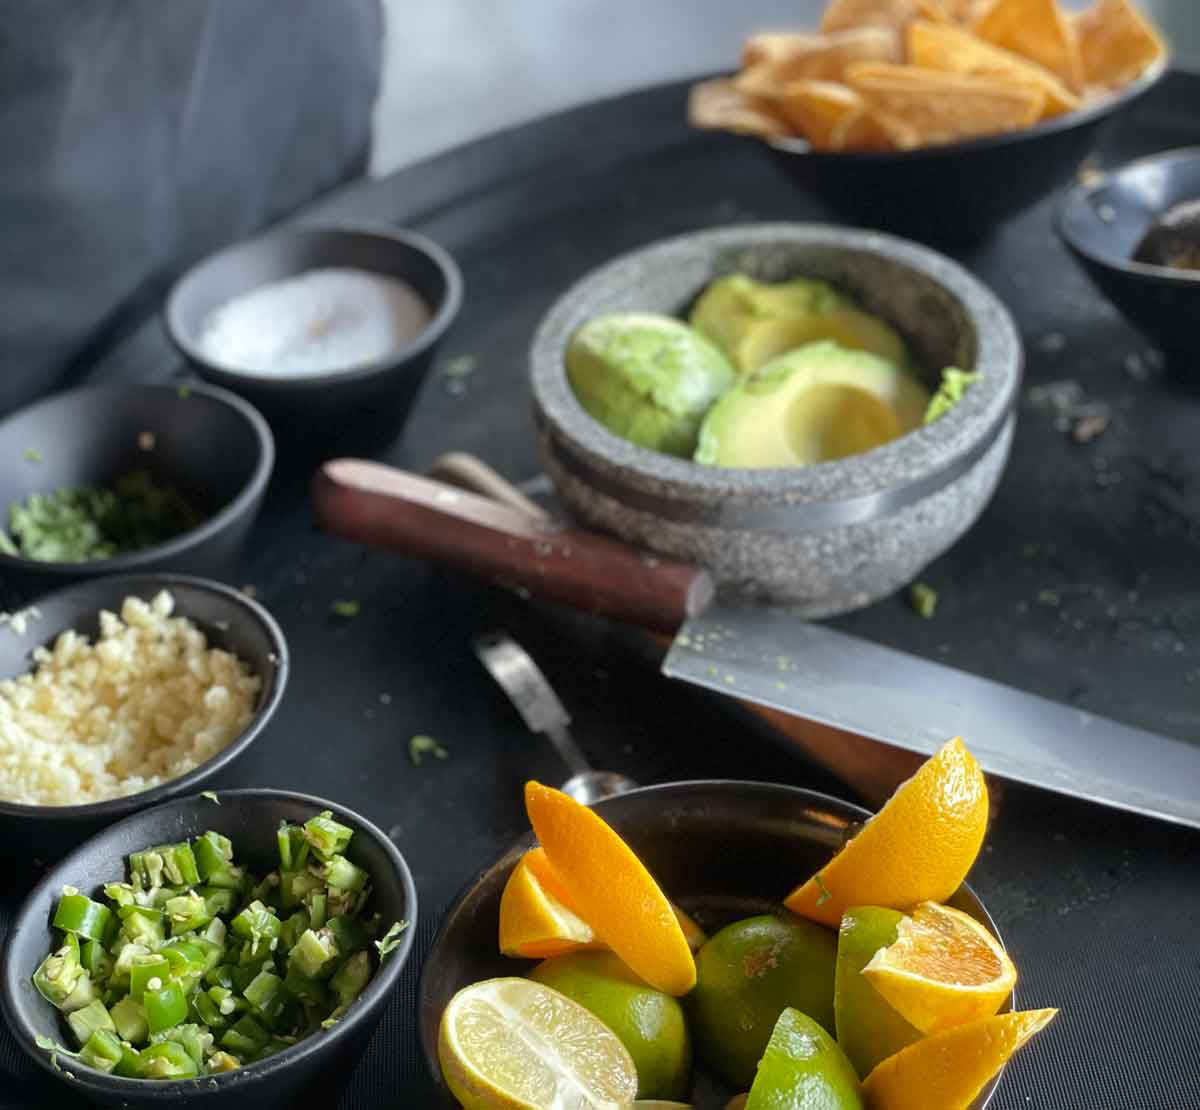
[
  {"x1": 689, "y1": 275, "x2": 909, "y2": 374},
  {"x1": 566, "y1": 312, "x2": 736, "y2": 457},
  {"x1": 694, "y1": 341, "x2": 929, "y2": 469}
]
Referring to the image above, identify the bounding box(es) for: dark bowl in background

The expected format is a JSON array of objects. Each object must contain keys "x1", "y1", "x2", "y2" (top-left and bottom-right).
[
  {"x1": 1, "y1": 789, "x2": 417, "y2": 1108},
  {"x1": 1056, "y1": 146, "x2": 1200, "y2": 356},
  {"x1": 165, "y1": 225, "x2": 463, "y2": 451},
  {"x1": 0, "y1": 383, "x2": 273, "y2": 595},
  {"x1": 763, "y1": 61, "x2": 1166, "y2": 243},
  {"x1": 0, "y1": 574, "x2": 288, "y2": 871},
  {"x1": 418, "y1": 780, "x2": 1011, "y2": 1109}
]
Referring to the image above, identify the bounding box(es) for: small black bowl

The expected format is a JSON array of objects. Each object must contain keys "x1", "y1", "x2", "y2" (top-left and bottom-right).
[
  {"x1": 165, "y1": 224, "x2": 463, "y2": 449},
  {"x1": 418, "y1": 780, "x2": 1011, "y2": 1109},
  {"x1": 764, "y1": 61, "x2": 1166, "y2": 243},
  {"x1": 0, "y1": 574, "x2": 288, "y2": 869},
  {"x1": 0, "y1": 382, "x2": 273, "y2": 593},
  {"x1": 1, "y1": 789, "x2": 417, "y2": 1108},
  {"x1": 1056, "y1": 146, "x2": 1200, "y2": 356}
]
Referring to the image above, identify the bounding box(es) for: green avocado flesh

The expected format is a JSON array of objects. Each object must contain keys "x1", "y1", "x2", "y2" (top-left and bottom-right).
[
  {"x1": 695, "y1": 341, "x2": 929, "y2": 469},
  {"x1": 565, "y1": 312, "x2": 736, "y2": 457},
  {"x1": 689, "y1": 274, "x2": 909, "y2": 374}
]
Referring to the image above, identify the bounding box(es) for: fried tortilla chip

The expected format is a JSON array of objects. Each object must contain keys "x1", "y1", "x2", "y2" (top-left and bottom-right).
[
  {"x1": 845, "y1": 63, "x2": 1045, "y2": 146},
  {"x1": 945, "y1": 0, "x2": 992, "y2": 22},
  {"x1": 1075, "y1": 0, "x2": 1166, "y2": 90},
  {"x1": 734, "y1": 28, "x2": 900, "y2": 99},
  {"x1": 972, "y1": 0, "x2": 1083, "y2": 91},
  {"x1": 777, "y1": 80, "x2": 896, "y2": 150},
  {"x1": 908, "y1": 20, "x2": 1080, "y2": 117},
  {"x1": 688, "y1": 78, "x2": 792, "y2": 138},
  {"x1": 821, "y1": 0, "x2": 920, "y2": 33},
  {"x1": 742, "y1": 32, "x2": 825, "y2": 69}
]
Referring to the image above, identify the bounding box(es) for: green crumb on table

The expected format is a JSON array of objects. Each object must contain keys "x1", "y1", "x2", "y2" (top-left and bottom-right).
[
  {"x1": 442, "y1": 355, "x2": 477, "y2": 377},
  {"x1": 911, "y1": 582, "x2": 939, "y2": 619},
  {"x1": 177, "y1": 384, "x2": 192, "y2": 399},
  {"x1": 331, "y1": 600, "x2": 361, "y2": 618},
  {"x1": 23, "y1": 448, "x2": 41, "y2": 463},
  {"x1": 814, "y1": 874, "x2": 833, "y2": 907},
  {"x1": 409, "y1": 735, "x2": 448, "y2": 766},
  {"x1": 924, "y1": 367, "x2": 981, "y2": 424},
  {"x1": 200, "y1": 791, "x2": 220, "y2": 805},
  {"x1": 374, "y1": 920, "x2": 409, "y2": 960},
  {"x1": 2, "y1": 469, "x2": 203, "y2": 564}
]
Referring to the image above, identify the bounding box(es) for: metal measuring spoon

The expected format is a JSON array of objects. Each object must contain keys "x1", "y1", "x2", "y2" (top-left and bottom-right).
[{"x1": 473, "y1": 631, "x2": 637, "y2": 804}]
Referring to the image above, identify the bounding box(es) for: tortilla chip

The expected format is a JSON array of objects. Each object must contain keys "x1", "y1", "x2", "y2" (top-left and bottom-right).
[
  {"x1": 742, "y1": 32, "x2": 825, "y2": 69},
  {"x1": 821, "y1": 0, "x2": 920, "y2": 33},
  {"x1": 845, "y1": 62, "x2": 1045, "y2": 146},
  {"x1": 972, "y1": 0, "x2": 1084, "y2": 91},
  {"x1": 734, "y1": 28, "x2": 900, "y2": 99},
  {"x1": 777, "y1": 80, "x2": 896, "y2": 150},
  {"x1": 945, "y1": 0, "x2": 992, "y2": 22},
  {"x1": 908, "y1": 20, "x2": 1080, "y2": 117},
  {"x1": 688, "y1": 78, "x2": 792, "y2": 138},
  {"x1": 1075, "y1": 0, "x2": 1166, "y2": 90},
  {"x1": 914, "y1": 0, "x2": 953, "y2": 22}
]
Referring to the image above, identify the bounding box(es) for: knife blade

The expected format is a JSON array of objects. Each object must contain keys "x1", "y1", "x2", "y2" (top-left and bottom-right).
[{"x1": 314, "y1": 457, "x2": 1200, "y2": 830}]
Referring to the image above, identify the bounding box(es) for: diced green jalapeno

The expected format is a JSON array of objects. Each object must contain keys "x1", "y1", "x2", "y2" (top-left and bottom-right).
[
  {"x1": 283, "y1": 966, "x2": 329, "y2": 1008},
  {"x1": 113, "y1": 1042, "x2": 145, "y2": 1077},
  {"x1": 33, "y1": 933, "x2": 83, "y2": 1009},
  {"x1": 137, "y1": 1040, "x2": 198, "y2": 1079},
  {"x1": 53, "y1": 893, "x2": 113, "y2": 942},
  {"x1": 321, "y1": 855, "x2": 367, "y2": 893},
  {"x1": 279, "y1": 869, "x2": 323, "y2": 910},
  {"x1": 151, "y1": 1022, "x2": 212, "y2": 1067},
  {"x1": 288, "y1": 929, "x2": 337, "y2": 980},
  {"x1": 276, "y1": 824, "x2": 310, "y2": 873},
  {"x1": 164, "y1": 890, "x2": 211, "y2": 935},
  {"x1": 78, "y1": 1028, "x2": 124, "y2": 1073},
  {"x1": 159, "y1": 941, "x2": 207, "y2": 982},
  {"x1": 192, "y1": 990, "x2": 223, "y2": 1029},
  {"x1": 193, "y1": 831, "x2": 233, "y2": 880},
  {"x1": 102, "y1": 882, "x2": 136, "y2": 908},
  {"x1": 117, "y1": 905, "x2": 165, "y2": 947},
  {"x1": 109, "y1": 995, "x2": 149, "y2": 1045},
  {"x1": 306, "y1": 890, "x2": 327, "y2": 929},
  {"x1": 330, "y1": 951, "x2": 371, "y2": 1008},
  {"x1": 326, "y1": 915, "x2": 369, "y2": 955},
  {"x1": 220, "y1": 1014, "x2": 268, "y2": 1057},
  {"x1": 143, "y1": 980, "x2": 188, "y2": 1034},
  {"x1": 129, "y1": 955, "x2": 171, "y2": 1001},
  {"x1": 206, "y1": 1050, "x2": 241, "y2": 1073},
  {"x1": 80, "y1": 939, "x2": 113, "y2": 981},
  {"x1": 200, "y1": 886, "x2": 238, "y2": 919},
  {"x1": 110, "y1": 942, "x2": 151, "y2": 989},
  {"x1": 67, "y1": 998, "x2": 116, "y2": 1048},
  {"x1": 301, "y1": 811, "x2": 352, "y2": 861},
  {"x1": 243, "y1": 970, "x2": 287, "y2": 1025},
  {"x1": 61, "y1": 970, "x2": 99, "y2": 1013}
]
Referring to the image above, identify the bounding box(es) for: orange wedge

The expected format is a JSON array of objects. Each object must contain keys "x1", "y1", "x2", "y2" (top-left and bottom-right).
[
  {"x1": 862, "y1": 901, "x2": 1016, "y2": 1033},
  {"x1": 784, "y1": 737, "x2": 988, "y2": 927},
  {"x1": 499, "y1": 848, "x2": 599, "y2": 958},
  {"x1": 862, "y1": 1008, "x2": 1058, "y2": 1109},
  {"x1": 524, "y1": 781, "x2": 697, "y2": 996}
]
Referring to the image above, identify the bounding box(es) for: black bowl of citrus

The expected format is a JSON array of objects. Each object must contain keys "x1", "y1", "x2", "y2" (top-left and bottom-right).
[
  {"x1": 1, "y1": 790, "x2": 417, "y2": 1107},
  {"x1": 420, "y1": 740, "x2": 1057, "y2": 1109}
]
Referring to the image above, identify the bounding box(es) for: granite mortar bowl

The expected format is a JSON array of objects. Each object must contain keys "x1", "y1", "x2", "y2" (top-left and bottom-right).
[
  {"x1": 0, "y1": 383, "x2": 273, "y2": 594},
  {"x1": 418, "y1": 780, "x2": 1012, "y2": 1108},
  {"x1": 1, "y1": 789, "x2": 417, "y2": 1108},
  {"x1": 530, "y1": 224, "x2": 1022, "y2": 617},
  {"x1": 1056, "y1": 146, "x2": 1200, "y2": 357},
  {"x1": 0, "y1": 574, "x2": 288, "y2": 872},
  {"x1": 165, "y1": 224, "x2": 462, "y2": 453}
]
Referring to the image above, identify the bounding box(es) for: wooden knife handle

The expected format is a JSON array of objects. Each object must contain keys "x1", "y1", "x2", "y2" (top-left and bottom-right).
[{"x1": 313, "y1": 459, "x2": 714, "y2": 635}]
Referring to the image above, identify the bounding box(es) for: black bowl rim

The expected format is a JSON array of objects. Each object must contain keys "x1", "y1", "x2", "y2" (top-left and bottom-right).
[
  {"x1": 1, "y1": 788, "x2": 418, "y2": 1100},
  {"x1": 765, "y1": 56, "x2": 1168, "y2": 162},
  {"x1": 0, "y1": 573, "x2": 289, "y2": 823},
  {"x1": 0, "y1": 382, "x2": 274, "y2": 577},
  {"x1": 164, "y1": 223, "x2": 465, "y2": 393},
  {"x1": 1054, "y1": 143, "x2": 1200, "y2": 285},
  {"x1": 531, "y1": 222, "x2": 1022, "y2": 508},
  {"x1": 416, "y1": 778, "x2": 1010, "y2": 1106}
]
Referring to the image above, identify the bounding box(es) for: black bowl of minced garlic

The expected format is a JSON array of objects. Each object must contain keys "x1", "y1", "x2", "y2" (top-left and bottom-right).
[{"x1": 0, "y1": 383, "x2": 273, "y2": 589}]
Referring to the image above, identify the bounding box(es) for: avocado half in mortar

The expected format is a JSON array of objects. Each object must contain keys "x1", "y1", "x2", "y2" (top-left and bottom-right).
[
  {"x1": 690, "y1": 275, "x2": 909, "y2": 375},
  {"x1": 565, "y1": 312, "x2": 736, "y2": 457},
  {"x1": 695, "y1": 341, "x2": 929, "y2": 468}
]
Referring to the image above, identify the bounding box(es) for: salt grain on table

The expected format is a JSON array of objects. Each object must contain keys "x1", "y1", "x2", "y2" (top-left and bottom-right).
[{"x1": 198, "y1": 268, "x2": 432, "y2": 377}]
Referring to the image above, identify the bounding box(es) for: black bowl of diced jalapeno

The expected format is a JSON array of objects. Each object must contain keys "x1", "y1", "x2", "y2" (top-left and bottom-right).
[{"x1": 0, "y1": 789, "x2": 417, "y2": 1106}]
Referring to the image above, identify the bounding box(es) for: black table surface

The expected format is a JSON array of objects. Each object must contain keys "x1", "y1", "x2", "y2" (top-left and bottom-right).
[{"x1": 3, "y1": 73, "x2": 1200, "y2": 1110}]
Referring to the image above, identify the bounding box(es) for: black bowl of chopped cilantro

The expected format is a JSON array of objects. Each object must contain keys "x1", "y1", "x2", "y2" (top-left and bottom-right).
[
  {"x1": 1, "y1": 789, "x2": 417, "y2": 1107},
  {"x1": 0, "y1": 383, "x2": 273, "y2": 595}
]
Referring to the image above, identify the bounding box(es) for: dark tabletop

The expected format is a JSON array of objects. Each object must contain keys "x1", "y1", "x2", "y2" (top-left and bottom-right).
[{"x1": 3, "y1": 73, "x2": 1200, "y2": 1110}]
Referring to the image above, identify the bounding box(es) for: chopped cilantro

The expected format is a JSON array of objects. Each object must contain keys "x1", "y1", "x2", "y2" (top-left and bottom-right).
[
  {"x1": 201, "y1": 791, "x2": 220, "y2": 805},
  {"x1": 374, "y1": 920, "x2": 410, "y2": 960},
  {"x1": 910, "y1": 582, "x2": 939, "y2": 620},
  {"x1": 23, "y1": 448, "x2": 41, "y2": 463},
  {"x1": 409, "y1": 735, "x2": 448, "y2": 766},
  {"x1": 925, "y1": 368, "x2": 981, "y2": 424}
]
